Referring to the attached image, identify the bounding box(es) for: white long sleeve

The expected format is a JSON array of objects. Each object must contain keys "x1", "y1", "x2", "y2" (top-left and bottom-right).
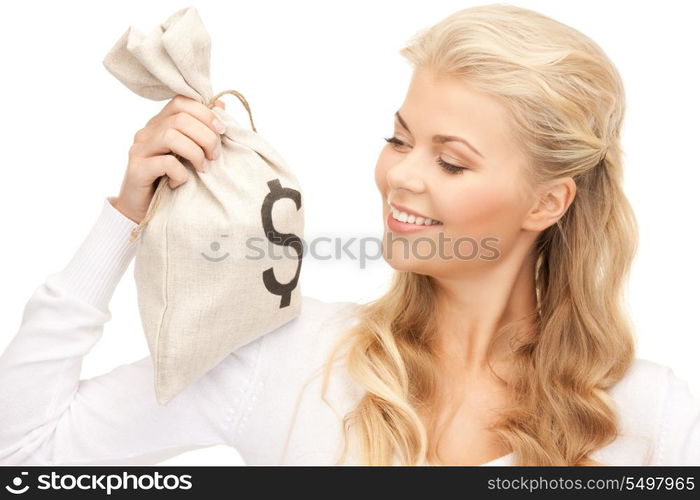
[{"x1": 0, "y1": 197, "x2": 261, "y2": 465}]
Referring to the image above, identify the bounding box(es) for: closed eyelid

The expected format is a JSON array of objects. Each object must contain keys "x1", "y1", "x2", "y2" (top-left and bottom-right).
[
  {"x1": 389, "y1": 135, "x2": 470, "y2": 163},
  {"x1": 395, "y1": 134, "x2": 479, "y2": 168},
  {"x1": 394, "y1": 111, "x2": 485, "y2": 159},
  {"x1": 386, "y1": 137, "x2": 473, "y2": 171}
]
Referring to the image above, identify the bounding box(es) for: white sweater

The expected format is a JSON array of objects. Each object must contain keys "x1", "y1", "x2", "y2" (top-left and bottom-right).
[{"x1": 0, "y1": 197, "x2": 699, "y2": 466}]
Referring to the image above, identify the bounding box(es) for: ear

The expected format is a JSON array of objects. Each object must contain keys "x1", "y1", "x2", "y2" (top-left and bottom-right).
[{"x1": 522, "y1": 177, "x2": 576, "y2": 232}]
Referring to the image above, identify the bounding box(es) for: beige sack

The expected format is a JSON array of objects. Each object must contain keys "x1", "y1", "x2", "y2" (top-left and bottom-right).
[{"x1": 102, "y1": 6, "x2": 305, "y2": 405}]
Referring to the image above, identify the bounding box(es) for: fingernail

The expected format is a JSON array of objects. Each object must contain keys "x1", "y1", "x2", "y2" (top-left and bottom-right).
[
  {"x1": 202, "y1": 160, "x2": 210, "y2": 173},
  {"x1": 213, "y1": 118, "x2": 226, "y2": 134}
]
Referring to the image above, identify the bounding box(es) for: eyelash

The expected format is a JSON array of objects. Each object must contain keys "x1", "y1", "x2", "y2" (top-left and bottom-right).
[{"x1": 383, "y1": 136, "x2": 467, "y2": 175}]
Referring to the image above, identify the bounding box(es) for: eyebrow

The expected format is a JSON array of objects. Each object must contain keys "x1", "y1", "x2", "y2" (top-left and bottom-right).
[{"x1": 394, "y1": 111, "x2": 484, "y2": 159}]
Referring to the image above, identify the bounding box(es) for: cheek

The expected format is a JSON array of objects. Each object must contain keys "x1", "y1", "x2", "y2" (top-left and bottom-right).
[{"x1": 443, "y1": 178, "x2": 525, "y2": 239}]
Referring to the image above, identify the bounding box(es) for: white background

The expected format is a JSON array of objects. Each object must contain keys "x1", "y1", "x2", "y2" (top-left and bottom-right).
[{"x1": 0, "y1": 0, "x2": 698, "y2": 465}]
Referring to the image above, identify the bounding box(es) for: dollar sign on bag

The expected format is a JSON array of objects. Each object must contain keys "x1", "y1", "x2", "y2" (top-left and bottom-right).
[{"x1": 261, "y1": 179, "x2": 303, "y2": 308}]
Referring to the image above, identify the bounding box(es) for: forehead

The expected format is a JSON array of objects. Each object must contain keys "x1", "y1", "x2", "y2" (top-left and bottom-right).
[{"x1": 398, "y1": 68, "x2": 517, "y2": 156}]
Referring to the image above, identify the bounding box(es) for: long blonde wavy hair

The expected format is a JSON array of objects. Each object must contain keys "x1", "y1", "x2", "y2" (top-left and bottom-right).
[{"x1": 320, "y1": 3, "x2": 638, "y2": 465}]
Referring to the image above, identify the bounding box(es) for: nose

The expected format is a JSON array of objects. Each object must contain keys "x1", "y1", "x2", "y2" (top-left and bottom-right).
[{"x1": 385, "y1": 152, "x2": 427, "y2": 194}]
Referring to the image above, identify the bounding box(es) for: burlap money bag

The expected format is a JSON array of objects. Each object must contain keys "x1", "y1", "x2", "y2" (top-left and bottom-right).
[{"x1": 102, "y1": 6, "x2": 304, "y2": 405}]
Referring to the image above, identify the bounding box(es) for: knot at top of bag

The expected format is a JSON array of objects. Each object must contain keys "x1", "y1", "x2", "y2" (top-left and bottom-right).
[
  {"x1": 102, "y1": 7, "x2": 213, "y2": 103},
  {"x1": 102, "y1": 6, "x2": 258, "y2": 134}
]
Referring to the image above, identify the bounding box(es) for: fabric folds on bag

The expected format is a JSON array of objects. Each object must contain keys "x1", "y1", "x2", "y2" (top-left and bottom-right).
[{"x1": 102, "y1": 6, "x2": 304, "y2": 405}]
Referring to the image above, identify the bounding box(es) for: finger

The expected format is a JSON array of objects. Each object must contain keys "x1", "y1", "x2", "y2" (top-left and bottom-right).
[
  {"x1": 167, "y1": 111, "x2": 220, "y2": 161},
  {"x1": 161, "y1": 155, "x2": 191, "y2": 189},
  {"x1": 135, "y1": 127, "x2": 208, "y2": 173},
  {"x1": 214, "y1": 99, "x2": 226, "y2": 109},
  {"x1": 137, "y1": 155, "x2": 190, "y2": 189},
  {"x1": 149, "y1": 94, "x2": 226, "y2": 136}
]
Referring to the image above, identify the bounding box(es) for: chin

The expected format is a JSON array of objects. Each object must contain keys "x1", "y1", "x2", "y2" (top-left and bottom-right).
[
  {"x1": 383, "y1": 254, "x2": 417, "y2": 272},
  {"x1": 381, "y1": 235, "x2": 435, "y2": 274}
]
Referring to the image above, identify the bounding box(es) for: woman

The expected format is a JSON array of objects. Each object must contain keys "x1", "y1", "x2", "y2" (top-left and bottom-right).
[{"x1": 0, "y1": 4, "x2": 698, "y2": 466}]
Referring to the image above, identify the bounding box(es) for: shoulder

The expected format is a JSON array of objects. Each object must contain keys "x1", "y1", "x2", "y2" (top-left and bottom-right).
[
  {"x1": 608, "y1": 357, "x2": 698, "y2": 414},
  {"x1": 210, "y1": 295, "x2": 361, "y2": 374},
  {"x1": 602, "y1": 357, "x2": 700, "y2": 464},
  {"x1": 652, "y1": 361, "x2": 700, "y2": 464},
  {"x1": 607, "y1": 357, "x2": 673, "y2": 401},
  {"x1": 205, "y1": 296, "x2": 362, "y2": 407},
  {"x1": 259, "y1": 295, "x2": 362, "y2": 361},
  {"x1": 604, "y1": 358, "x2": 670, "y2": 445}
]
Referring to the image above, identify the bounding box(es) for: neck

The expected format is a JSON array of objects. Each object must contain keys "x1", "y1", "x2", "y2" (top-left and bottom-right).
[{"x1": 431, "y1": 240, "x2": 538, "y2": 380}]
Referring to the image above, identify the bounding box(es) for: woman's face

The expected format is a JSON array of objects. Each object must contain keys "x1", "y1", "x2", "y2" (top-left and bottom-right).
[{"x1": 374, "y1": 68, "x2": 538, "y2": 277}]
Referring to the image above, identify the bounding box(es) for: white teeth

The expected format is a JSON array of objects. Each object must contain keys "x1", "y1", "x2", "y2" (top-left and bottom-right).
[{"x1": 391, "y1": 208, "x2": 441, "y2": 225}]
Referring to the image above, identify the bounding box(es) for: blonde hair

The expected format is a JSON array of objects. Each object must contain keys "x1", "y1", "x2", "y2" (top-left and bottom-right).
[{"x1": 321, "y1": 3, "x2": 638, "y2": 465}]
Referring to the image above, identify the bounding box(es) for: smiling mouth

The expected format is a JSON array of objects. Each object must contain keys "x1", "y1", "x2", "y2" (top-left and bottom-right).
[
  {"x1": 201, "y1": 252, "x2": 230, "y2": 262},
  {"x1": 389, "y1": 207, "x2": 443, "y2": 225},
  {"x1": 387, "y1": 200, "x2": 443, "y2": 225}
]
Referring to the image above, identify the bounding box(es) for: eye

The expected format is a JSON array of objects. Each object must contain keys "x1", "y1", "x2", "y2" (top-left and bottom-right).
[
  {"x1": 436, "y1": 157, "x2": 467, "y2": 175},
  {"x1": 384, "y1": 136, "x2": 469, "y2": 175},
  {"x1": 383, "y1": 136, "x2": 409, "y2": 150}
]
